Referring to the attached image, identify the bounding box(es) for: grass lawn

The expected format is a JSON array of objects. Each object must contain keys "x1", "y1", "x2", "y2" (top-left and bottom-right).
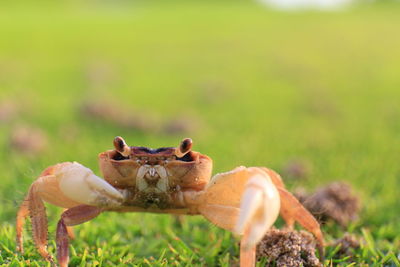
[{"x1": 0, "y1": 1, "x2": 399, "y2": 266}]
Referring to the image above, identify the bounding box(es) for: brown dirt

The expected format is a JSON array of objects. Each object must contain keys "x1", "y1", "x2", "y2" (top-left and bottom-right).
[
  {"x1": 282, "y1": 159, "x2": 312, "y2": 180},
  {"x1": 295, "y1": 182, "x2": 360, "y2": 226},
  {"x1": 81, "y1": 101, "x2": 197, "y2": 135},
  {"x1": 10, "y1": 125, "x2": 48, "y2": 155},
  {"x1": 256, "y1": 228, "x2": 321, "y2": 267},
  {"x1": 0, "y1": 101, "x2": 18, "y2": 123},
  {"x1": 332, "y1": 233, "x2": 361, "y2": 258},
  {"x1": 162, "y1": 117, "x2": 197, "y2": 135},
  {"x1": 195, "y1": 80, "x2": 230, "y2": 105},
  {"x1": 86, "y1": 61, "x2": 116, "y2": 90},
  {"x1": 81, "y1": 101, "x2": 154, "y2": 131}
]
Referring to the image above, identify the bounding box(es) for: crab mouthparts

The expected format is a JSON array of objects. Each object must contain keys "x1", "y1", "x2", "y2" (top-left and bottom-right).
[{"x1": 136, "y1": 165, "x2": 169, "y2": 193}]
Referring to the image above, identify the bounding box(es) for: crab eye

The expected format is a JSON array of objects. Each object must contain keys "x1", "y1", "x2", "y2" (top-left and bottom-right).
[
  {"x1": 175, "y1": 138, "x2": 192, "y2": 158},
  {"x1": 113, "y1": 136, "x2": 131, "y2": 158}
]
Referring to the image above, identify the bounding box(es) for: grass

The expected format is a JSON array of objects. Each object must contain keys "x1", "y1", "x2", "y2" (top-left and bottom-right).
[{"x1": 0, "y1": 0, "x2": 399, "y2": 266}]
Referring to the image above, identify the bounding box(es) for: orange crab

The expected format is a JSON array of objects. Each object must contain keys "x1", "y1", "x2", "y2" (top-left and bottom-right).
[{"x1": 16, "y1": 137, "x2": 324, "y2": 266}]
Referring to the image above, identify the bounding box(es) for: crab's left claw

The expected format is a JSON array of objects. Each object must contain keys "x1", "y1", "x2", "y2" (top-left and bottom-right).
[
  {"x1": 190, "y1": 166, "x2": 323, "y2": 267},
  {"x1": 234, "y1": 168, "x2": 281, "y2": 249},
  {"x1": 193, "y1": 167, "x2": 280, "y2": 250}
]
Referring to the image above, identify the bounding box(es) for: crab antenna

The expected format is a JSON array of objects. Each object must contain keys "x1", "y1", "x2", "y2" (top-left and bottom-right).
[
  {"x1": 113, "y1": 136, "x2": 131, "y2": 157},
  {"x1": 175, "y1": 138, "x2": 193, "y2": 158}
]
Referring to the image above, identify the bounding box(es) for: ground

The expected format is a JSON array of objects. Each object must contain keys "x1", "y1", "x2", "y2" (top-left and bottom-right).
[{"x1": 0, "y1": 1, "x2": 399, "y2": 266}]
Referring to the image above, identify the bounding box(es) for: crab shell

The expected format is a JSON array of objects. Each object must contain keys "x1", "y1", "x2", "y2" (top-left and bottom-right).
[{"x1": 99, "y1": 148, "x2": 212, "y2": 191}]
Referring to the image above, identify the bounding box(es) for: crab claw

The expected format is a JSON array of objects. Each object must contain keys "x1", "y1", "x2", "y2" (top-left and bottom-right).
[
  {"x1": 234, "y1": 171, "x2": 280, "y2": 250},
  {"x1": 58, "y1": 162, "x2": 124, "y2": 207}
]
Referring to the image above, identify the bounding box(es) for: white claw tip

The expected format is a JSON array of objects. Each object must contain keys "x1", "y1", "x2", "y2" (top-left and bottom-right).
[
  {"x1": 58, "y1": 162, "x2": 123, "y2": 206},
  {"x1": 236, "y1": 174, "x2": 280, "y2": 248}
]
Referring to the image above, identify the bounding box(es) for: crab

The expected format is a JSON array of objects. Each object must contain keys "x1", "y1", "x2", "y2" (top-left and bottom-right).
[{"x1": 16, "y1": 137, "x2": 324, "y2": 266}]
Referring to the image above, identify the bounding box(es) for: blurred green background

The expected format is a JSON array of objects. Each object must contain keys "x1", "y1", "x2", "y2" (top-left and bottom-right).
[{"x1": 0, "y1": 1, "x2": 399, "y2": 266}]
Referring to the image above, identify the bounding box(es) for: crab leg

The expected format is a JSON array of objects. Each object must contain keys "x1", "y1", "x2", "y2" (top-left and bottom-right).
[
  {"x1": 27, "y1": 182, "x2": 54, "y2": 262},
  {"x1": 16, "y1": 171, "x2": 81, "y2": 262},
  {"x1": 16, "y1": 200, "x2": 75, "y2": 255},
  {"x1": 16, "y1": 166, "x2": 80, "y2": 258},
  {"x1": 240, "y1": 228, "x2": 256, "y2": 267},
  {"x1": 16, "y1": 196, "x2": 29, "y2": 254},
  {"x1": 66, "y1": 225, "x2": 76, "y2": 240},
  {"x1": 56, "y1": 205, "x2": 102, "y2": 267},
  {"x1": 16, "y1": 162, "x2": 124, "y2": 265},
  {"x1": 63, "y1": 209, "x2": 76, "y2": 240}
]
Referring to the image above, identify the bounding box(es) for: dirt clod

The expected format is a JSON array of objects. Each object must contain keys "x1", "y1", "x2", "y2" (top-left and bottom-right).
[
  {"x1": 10, "y1": 125, "x2": 48, "y2": 155},
  {"x1": 282, "y1": 159, "x2": 312, "y2": 180},
  {"x1": 332, "y1": 233, "x2": 361, "y2": 258},
  {"x1": 81, "y1": 101, "x2": 198, "y2": 135},
  {"x1": 81, "y1": 101, "x2": 153, "y2": 131},
  {"x1": 295, "y1": 182, "x2": 360, "y2": 226},
  {"x1": 256, "y1": 228, "x2": 321, "y2": 267},
  {"x1": 0, "y1": 101, "x2": 18, "y2": 123},
  {"x1": 163, "y1": 117, "x2": 197, "y2": 135}
]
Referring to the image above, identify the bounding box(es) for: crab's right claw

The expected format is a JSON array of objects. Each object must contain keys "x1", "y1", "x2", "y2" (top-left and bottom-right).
[
  {"x1": 234, "y1": 169, "x2": 281, "y2": 250},
  {"x1": 57, "y1": 162, "x2": 124, "y2": 207}
]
